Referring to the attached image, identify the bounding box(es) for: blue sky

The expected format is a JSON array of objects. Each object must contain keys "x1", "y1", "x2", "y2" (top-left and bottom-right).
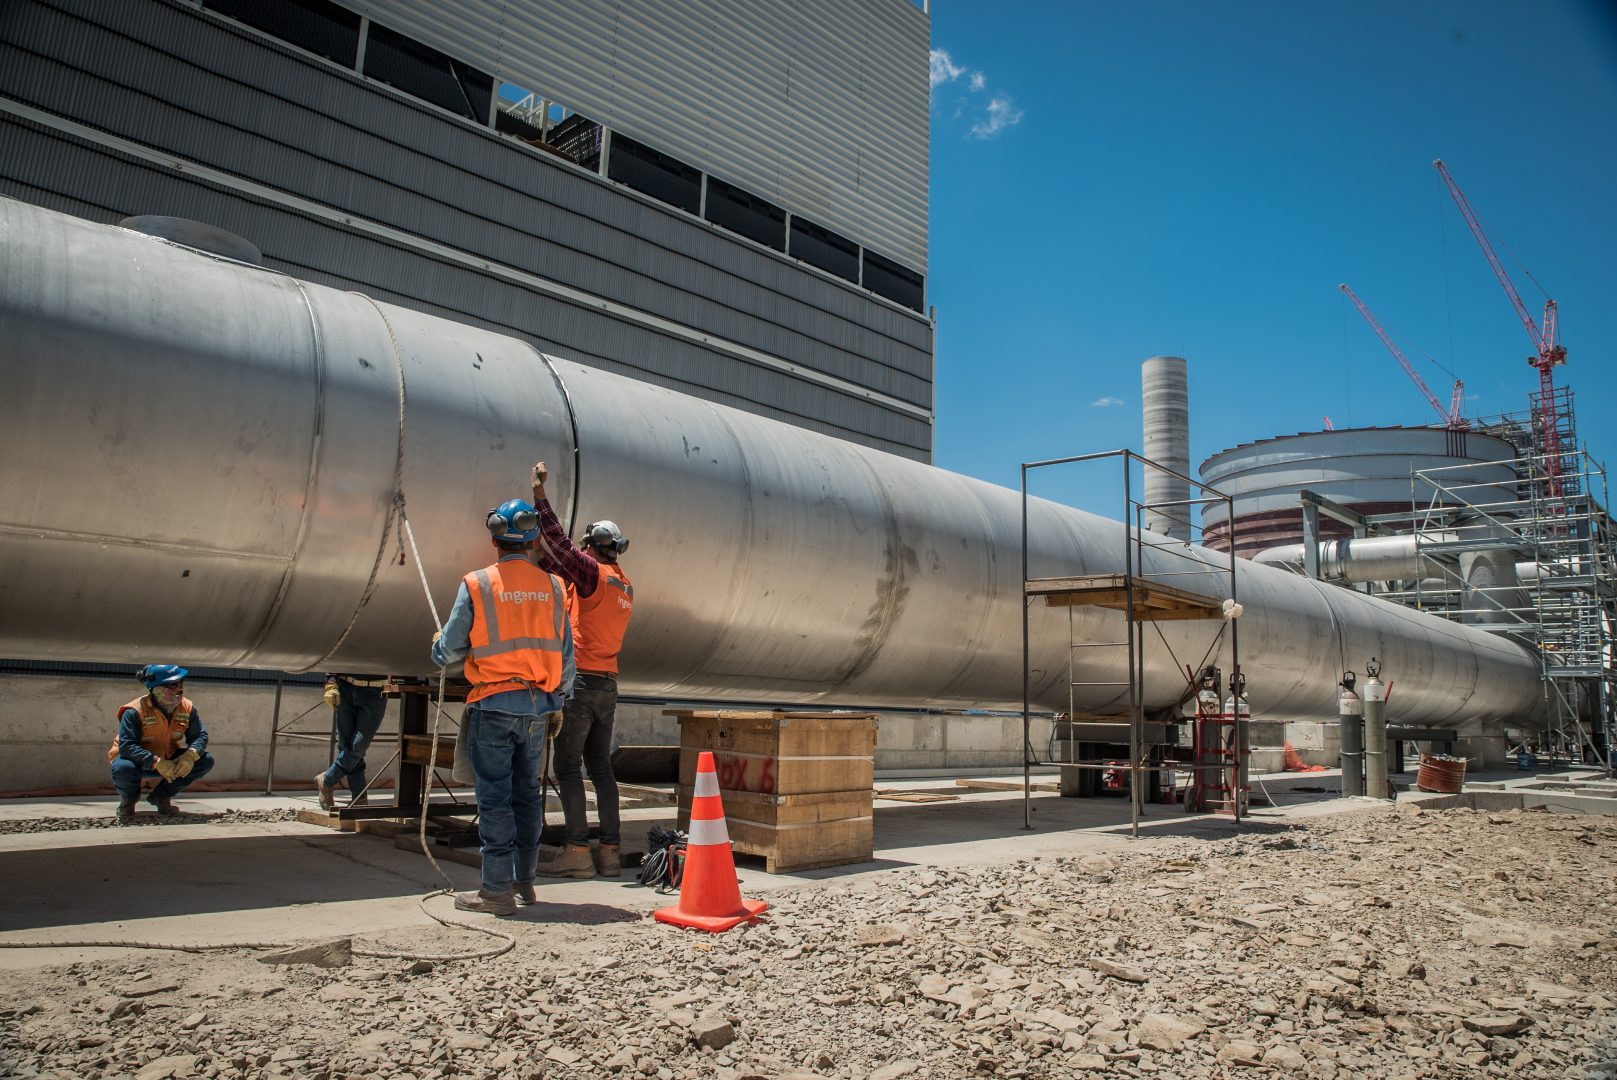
[{"x1": 925, "y1": 1, "x2": 1617, "y2": 516}]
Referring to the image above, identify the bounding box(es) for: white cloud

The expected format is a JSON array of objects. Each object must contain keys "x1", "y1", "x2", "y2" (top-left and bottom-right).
[
  {"x1": 934, "y1": 47, "x2": 1022, "y2": 139},
  {"x1": 929, "y1": 49, "x2": 966, "y2": 89},
  {"x1": 970, "y1": 94, "x2": 1024, "y2": 139},
  {"x1": 1091, "y1": 396, "x2": 1124, "y2": 408}
]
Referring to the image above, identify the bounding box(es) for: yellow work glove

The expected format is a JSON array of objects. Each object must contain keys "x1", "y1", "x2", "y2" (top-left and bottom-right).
[
  {"x1": 152, "y1": 757, "x2": 179, "y2": 782},
  {"x1": 174, "y1": 747, "x2": 201, "y2": 779},
  {"x1": 545, "y1": 711, "x2": 565, "y2": 739},
  {"x1": 323, "y1": 684, "x2": 340, "y2": 709}
]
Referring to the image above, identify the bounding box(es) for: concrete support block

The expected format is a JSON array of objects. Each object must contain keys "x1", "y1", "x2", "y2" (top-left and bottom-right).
[
  {"x1": 1249, "y1": 748, "x2": 1286, "y2": 775},
  {"x1": 3, "y1": 672, "x2": 1059, "y2": 791},
  {"x1": 1247, "y1": 720, "x2": 1287, "y2": 748},
  {"x1": 0, "y1": 674, "x2": 333, "y2": 793},
  {"x1": 1287, "y1": 720, "x2": 1340, "y2": 768}
]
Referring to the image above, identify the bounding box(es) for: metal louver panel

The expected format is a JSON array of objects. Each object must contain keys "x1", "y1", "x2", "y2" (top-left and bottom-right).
[{"x1": 350, "y1": 0, "x2": 929, "y2": 274}]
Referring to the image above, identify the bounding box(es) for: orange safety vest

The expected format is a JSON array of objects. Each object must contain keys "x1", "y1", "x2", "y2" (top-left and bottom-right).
[
  {"x1": 462, "y1": 559, "x2": 567, "y2": 704},
  {"x1": 568, "y1": 561, "x2": 634, "y2": 675},
  {"x1": 108, "y1": 696, "x2": 193, "y2": 762}
]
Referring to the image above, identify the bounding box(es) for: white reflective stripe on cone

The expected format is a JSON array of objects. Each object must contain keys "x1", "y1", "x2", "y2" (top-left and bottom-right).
[
  {"x1": 687, "y1": 815, "x2": 730, "y2": 847},
  {"x1": 693, "y1": 770, "x2": 721, "y2": 798}
]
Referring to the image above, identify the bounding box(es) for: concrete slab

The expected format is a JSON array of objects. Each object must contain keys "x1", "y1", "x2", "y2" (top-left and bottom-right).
[{"x1": 0, "y1": 778, "x2": 1373, "y2": 971}]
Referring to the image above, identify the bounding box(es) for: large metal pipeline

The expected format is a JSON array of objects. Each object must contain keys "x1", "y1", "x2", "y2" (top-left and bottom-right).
[{"x1": 0, "y1": 200, "x2": 1545, "y2": 724}]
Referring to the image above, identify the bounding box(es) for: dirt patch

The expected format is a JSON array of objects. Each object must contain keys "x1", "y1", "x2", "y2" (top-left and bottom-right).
[{"x1": 3, "y1": 805, "x2": 1615, "y2": 1078}]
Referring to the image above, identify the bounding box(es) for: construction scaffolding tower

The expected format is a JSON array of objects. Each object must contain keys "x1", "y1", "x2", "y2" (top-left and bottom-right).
[
  {"x1": 1020, "y1": 449, "x2": 1243, "y2": 837},
  {"x1": 1367, "y1": 404, "x2": 1615, "y2": 770}
]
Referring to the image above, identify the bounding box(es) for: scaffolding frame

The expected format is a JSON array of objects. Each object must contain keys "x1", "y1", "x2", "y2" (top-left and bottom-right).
[
  {"x1": 1363, "y1": 423, "x2": 1615, "y2": 771},
  {"x1": 1020, "y1": 449, "x2": 1242, "y2": 837}
]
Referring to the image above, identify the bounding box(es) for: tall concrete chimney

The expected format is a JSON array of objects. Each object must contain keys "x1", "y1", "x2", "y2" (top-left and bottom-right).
[{"x1": 1141, "y1": 355, "x2": 1191, "y2": 541}]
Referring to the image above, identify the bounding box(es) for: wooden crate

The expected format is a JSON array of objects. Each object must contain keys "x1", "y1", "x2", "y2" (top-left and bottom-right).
[
  {"x1": 677, "y1": 786, "x2": 873, "y2": 874},
  {"x1": 668, "y1": 710, "x2": 876, "y2": 796},
  {"x1": 668, "y1": 709, "x2": 877, "y2": 873}
]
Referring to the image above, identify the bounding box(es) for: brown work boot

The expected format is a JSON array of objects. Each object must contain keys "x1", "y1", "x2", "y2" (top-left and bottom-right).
[
  {"x1": 348, "y1": 790, "x2": 369, "y2": 808},
  {"x1": 115, "y1": 798, "x2": 137, "y2": 825},
  {"x1": 314, "y1": 773, "x2": 336, "y2": 812},
  {"x1": 148, "y1": 793, "x2": 178, "y2": 817},
  {"x1": 514, "y1": 882, "x2": 537, "y2": 906},
  {"x1": 593, "y1": 843, "x2": 621, "y2": 878},
  {"x1": 535, "y1": 843, "x2": 596, "y2": 879},
  {"x1": 453, "y1": 889, "x2": 517, "y2": 916}
]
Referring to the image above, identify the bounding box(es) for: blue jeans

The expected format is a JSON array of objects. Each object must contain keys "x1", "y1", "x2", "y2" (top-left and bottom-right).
[
  {"x1": 110, "y1": 752, "x2": 215, "y2": 800},
  {"x1": 554, "y1": 680, "x2": 620, "y2": 845},
  {"x1": 464, "y1": 706, "x2": 545, "y2": 894},
  {"x1": 322, "y1": 682, "x2": 387, "y2": 798}
]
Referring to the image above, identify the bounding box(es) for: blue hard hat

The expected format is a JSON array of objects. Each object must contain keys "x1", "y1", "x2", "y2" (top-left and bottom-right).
[
  {"x1": 140, "y1": 664, "x2": 188, "y2": 688},
  {"x1": 486, "y1": 499, "x2": 539, "y2": 543}
]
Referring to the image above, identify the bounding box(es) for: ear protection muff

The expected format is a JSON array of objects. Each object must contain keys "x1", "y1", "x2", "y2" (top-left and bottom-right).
[
  {"x1": 584, "y1": 521, "x2": 630, "y2": 555},
  {"x1": 486, "y1": 499, "x2": 540, "y2": 542},
  {"x1": 486, "y1": 507, "x2": 539, "y2": 536}
]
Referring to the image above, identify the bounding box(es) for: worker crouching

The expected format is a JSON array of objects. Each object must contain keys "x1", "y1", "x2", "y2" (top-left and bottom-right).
[
  {"x1": 432, "y1": 499, "x2": 574, "y2": 916},
  {"x1": 108, "y1": 665, "x2": 214, "y2": 823}
]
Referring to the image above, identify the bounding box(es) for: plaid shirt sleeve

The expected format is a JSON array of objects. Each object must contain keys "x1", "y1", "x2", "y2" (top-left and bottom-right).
[{"x1": 532, "y1": 497, "x2": 600, "y2": 597}]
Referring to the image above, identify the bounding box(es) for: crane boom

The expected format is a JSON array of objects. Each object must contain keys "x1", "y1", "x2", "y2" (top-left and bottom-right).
[
  {"x1": 1433, "y1": 158, "x2": 1567, "y2": 490},
  {"x1": 1433, "y1": 159, "x2": 1545, "y2": 352},
  {"x1": 1339, "y1": 283, "x2": 1462, "y2": 428}
]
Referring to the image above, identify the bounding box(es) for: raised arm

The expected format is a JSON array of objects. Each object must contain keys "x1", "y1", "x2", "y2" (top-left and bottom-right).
[{"x1": 529, "y1": 461, "x2": 600, "y2": 596}]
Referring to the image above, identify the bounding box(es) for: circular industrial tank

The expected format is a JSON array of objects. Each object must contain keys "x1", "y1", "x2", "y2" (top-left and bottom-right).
[{"x1": 1199, "y1": 426, "x2": 1519, "y2": 558}]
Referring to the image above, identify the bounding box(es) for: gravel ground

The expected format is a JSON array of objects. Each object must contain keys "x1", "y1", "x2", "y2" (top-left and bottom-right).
[
  {"x1": 2, "y1": 802, "x2": 1614, "y2": 1079},
  {"x1": 0, "y1": 809, "x2": 302, "y2": 835}
]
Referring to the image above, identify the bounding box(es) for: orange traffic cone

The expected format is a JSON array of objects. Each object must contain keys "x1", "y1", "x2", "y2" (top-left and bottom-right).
[{"x1": 654, "y1": 750, "x2": 768, "y2": 933}]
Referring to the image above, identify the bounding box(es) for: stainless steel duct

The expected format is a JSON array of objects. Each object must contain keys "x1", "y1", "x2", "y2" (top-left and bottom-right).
[
  {"x1": 1141, "y1": 356, "x2": 1191, "y2": 541},
  {"x1": 1252, "y1": 535, "x2": 1438, "y2": 584},
  {"x1": 0, "y1": 200, "x2": 1544, "y2": 726}
]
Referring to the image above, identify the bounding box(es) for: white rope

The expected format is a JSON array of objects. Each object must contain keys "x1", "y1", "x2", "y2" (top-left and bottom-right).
[{"x1": 395, "y1": 497, "x2": 517, "y2": 961}]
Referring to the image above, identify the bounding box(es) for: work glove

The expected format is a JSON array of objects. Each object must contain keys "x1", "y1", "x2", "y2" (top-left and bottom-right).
[
  {"x1": 545, "y1": 711, "x2": 565, "y2": 739},
  {"x1": 152, "y1": 757, "x2": 180, "y2": 782},
  {"x1": 174, "y1": 747, "x2": 201, "y2": 779},
  {"x1": 532, "y1": 461, "x2": 547, "y2": 489},
  {"x1": 323, "y1": 684, "x2": 340, "y2": 709}
]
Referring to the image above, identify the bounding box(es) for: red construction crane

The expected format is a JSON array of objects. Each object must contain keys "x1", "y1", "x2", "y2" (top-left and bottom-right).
[
  {"x1": 1433, "y1": 159, "x2": 1567, "y2": 483},
  {"x1": 1339, "y1": 283, "x2": 1467, "y2": 429}
]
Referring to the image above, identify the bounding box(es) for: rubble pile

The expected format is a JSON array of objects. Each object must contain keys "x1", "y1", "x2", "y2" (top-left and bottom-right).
[{"x1": 3, "y1": 804, "x2": 1615, "y2": 1078}]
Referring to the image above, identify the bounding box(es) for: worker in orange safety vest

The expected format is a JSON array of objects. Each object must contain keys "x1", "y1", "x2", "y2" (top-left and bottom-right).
[
  {"x1": 431, "y1": 498, "x2": 574, "y2": 916},
  {"x1": 108, "y1": 664, "x2": 214, "y2": 823},
  {"x1": 529, "y1": 461, "x2": 635, "y2": 879}
]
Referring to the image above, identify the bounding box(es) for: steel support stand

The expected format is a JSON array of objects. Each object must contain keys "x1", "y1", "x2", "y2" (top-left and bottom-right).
[{"x1": 265, "y1": 673, "x2": 284, "y2": 796}]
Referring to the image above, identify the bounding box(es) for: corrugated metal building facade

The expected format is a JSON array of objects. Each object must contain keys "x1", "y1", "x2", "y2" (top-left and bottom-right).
[{"x1": 0, "y1": 0, "x2": 935, "y2": 459}]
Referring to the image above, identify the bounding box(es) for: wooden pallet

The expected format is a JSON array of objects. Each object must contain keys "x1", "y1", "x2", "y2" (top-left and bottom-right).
[
  {"x1": 1026, "y1": 574, "x2": 1224, "y2": 622},
  {"x1": 953, "y1": 779, "x2": 1060, "y2": 793},
  {"x1": 295, "y1": 808, "x2": 356, "y2": 832}
]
